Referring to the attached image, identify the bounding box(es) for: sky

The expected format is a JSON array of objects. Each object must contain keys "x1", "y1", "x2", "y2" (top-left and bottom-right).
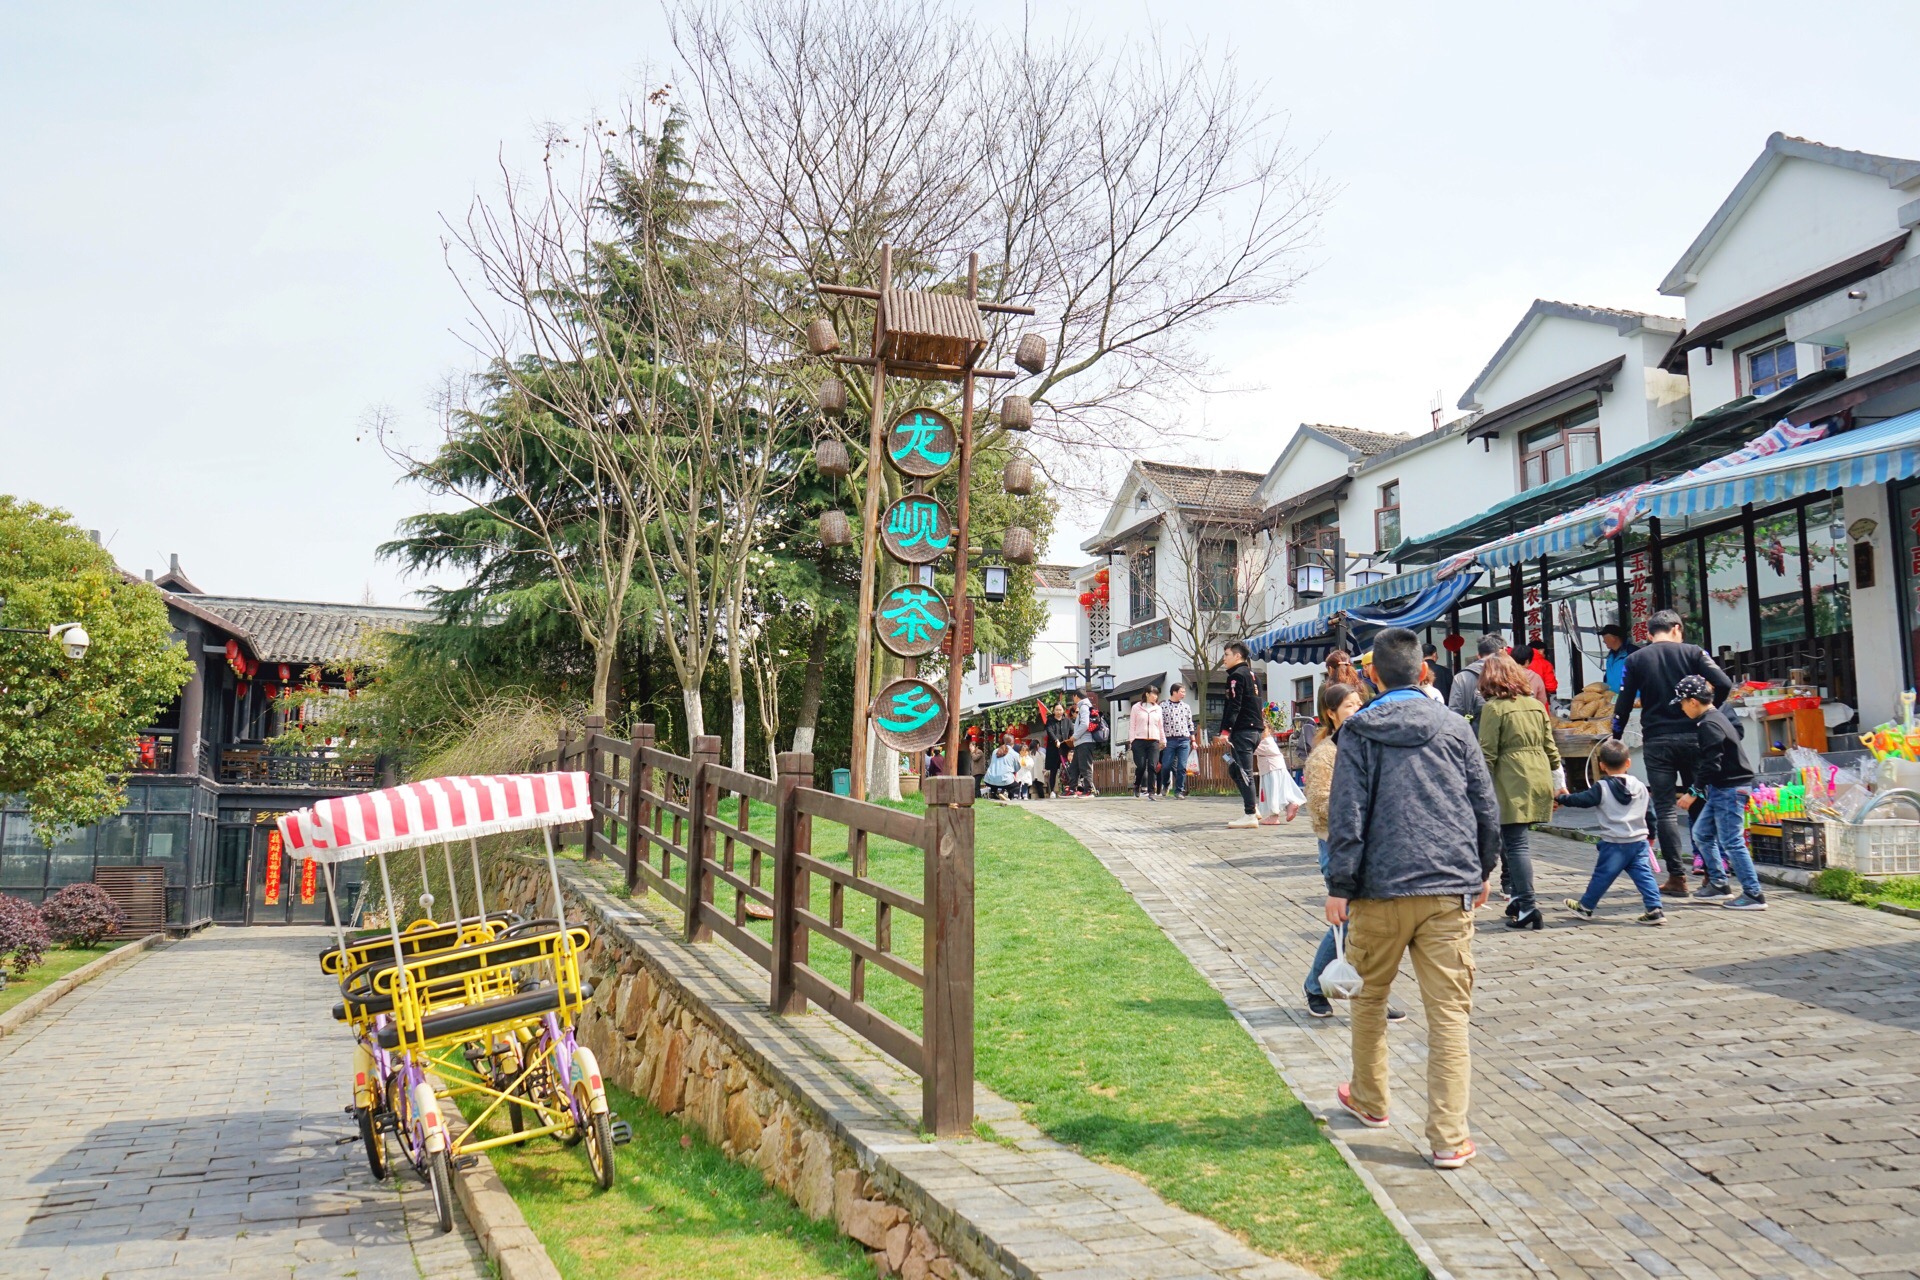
[{"x1": 5, "y1": 1, "x2": 1919, "y2": 603}]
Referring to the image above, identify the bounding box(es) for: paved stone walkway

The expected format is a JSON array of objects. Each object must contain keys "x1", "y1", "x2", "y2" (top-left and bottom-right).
[
  {"x1": 0, "y1": 927, "x2": 491, "y2": 1280},
  {"x1": 1035, "y1": 795, "x2": 1920, "y2": 1280}
]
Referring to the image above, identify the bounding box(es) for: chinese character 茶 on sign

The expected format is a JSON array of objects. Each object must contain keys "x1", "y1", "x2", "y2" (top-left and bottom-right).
[{"x1": 875, "y1": 584, "x2": 951, "y2": 658}]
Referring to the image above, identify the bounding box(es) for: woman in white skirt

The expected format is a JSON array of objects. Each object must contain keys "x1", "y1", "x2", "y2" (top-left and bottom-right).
[{"x1": 1254, "y1": 724, "x2": 1305, "y2": 826}]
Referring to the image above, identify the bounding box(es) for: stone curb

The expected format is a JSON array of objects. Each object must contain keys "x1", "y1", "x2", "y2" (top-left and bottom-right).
[
  {"x1": 0, "y1": 933, "x2": 164, "y2": 1040},
  {"x1": 437, "y1": 1095, "x2": 565, "y2": 1280}
]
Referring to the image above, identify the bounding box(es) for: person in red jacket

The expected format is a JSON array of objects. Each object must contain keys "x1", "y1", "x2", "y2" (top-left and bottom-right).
[{"x1": 1521, "y1": 638, "x2": 1558, "y2": 697}]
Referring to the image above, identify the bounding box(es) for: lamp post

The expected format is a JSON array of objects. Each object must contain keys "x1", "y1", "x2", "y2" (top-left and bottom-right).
[{"x1": 1062, "y1": 656, "x2": 1114, "y2": 695}]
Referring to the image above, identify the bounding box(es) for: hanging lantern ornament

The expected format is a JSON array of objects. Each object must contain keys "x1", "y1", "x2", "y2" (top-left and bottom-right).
[
  {"x1": 805, "y1": 317, "x2": 840, "y2": 357},
  {"x1": 1443, "y1": 633, "x2": 1465, "y2": 654},
  {"x1": 999, "y1": 394, "x2": 1033, "y2": 432},
  {"x1": 1014, "y1": 332, "x2": 1047, "y2": 374},
  {"x1": 816, "y1": 376, "x2": 847, "y2": 416},
  {"x1": 1002, "y1": 456, "x2": 1034, "y2": 496},
  {"x1": 818, "y1": 510, "x2": 853, "y2": 548},
  {"x1": 1002, "y1": 526, "x2": 1036, "y2": 565},
  {"x1": 814, "y1": 437, "x2": 851, "y2": 479}
]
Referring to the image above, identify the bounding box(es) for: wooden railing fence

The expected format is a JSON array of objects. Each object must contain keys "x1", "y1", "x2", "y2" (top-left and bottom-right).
[
  {"x1": 1089, "y1": 738, "x2": 1251, "y2": 794},
  {"x1": 534, "y1": 717, "x2": 975, "y2": 1135}
]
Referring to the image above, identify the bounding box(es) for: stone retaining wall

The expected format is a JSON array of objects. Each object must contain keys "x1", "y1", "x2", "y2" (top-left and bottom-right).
[{"x1": 490, "y1": 859, "x2": 979, "y2": 1280}]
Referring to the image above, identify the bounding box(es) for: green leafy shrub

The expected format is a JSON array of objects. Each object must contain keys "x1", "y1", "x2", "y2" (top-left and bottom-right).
[{"x1": 1811, "y1": 867, "x2": 1867, "y2": 901}]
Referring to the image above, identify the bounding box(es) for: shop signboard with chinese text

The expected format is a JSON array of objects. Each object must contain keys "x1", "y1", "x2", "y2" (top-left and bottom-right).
[
  {"x1": 1626, "y1": 548, "x2": 1654, "y2": 643},
  {"x1": 1117, "y1": 617, "x2": 1171, "y2": 656},
  {"x1": 262, "y1": 829, "x2": 284, "y2": 905},
  {"x1": 875, "y1": 584, "x2": 951, "y2": 658},
  {"x1": 870, "y1": 677, "x2": 950, "y2": 752}
]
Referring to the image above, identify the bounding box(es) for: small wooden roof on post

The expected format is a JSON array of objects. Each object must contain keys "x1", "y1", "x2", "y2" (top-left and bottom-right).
[{"x1": 877, "y1": 289, "x2": 987, "y2": 377}]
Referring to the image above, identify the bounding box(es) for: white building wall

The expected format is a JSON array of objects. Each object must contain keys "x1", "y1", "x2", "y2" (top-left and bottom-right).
[{"x1": 1677, "y1": 160, "x2": 1908, "y2": 321}]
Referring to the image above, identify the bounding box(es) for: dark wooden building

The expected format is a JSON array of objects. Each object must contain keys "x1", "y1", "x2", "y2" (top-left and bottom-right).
[{"x1": 0, "y1": 561, "x2": 427, "y2": 931}]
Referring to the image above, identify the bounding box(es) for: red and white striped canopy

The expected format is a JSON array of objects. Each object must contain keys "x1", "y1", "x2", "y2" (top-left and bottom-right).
[{"x1": 276, "y1": 772, "x2": 591, "y2": 863}]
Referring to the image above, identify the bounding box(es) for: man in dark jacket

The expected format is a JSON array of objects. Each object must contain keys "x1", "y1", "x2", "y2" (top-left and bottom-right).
[
  {"x1": 1423, "y1": 643, "x2": 1453, "y2": 701},
  {"x1": 1325, "y1": 627, "x2": 1501, "y2": 1170},
  {"x1": 1446, "y1": 632, "x2": 1506, "y2": 723},
  {"x1": 1213, "y1": 641, "x2": 1265, "y2": 829},
  {"x1": 1610, "y1": 610, "x2": 1733, "y2": 893}
]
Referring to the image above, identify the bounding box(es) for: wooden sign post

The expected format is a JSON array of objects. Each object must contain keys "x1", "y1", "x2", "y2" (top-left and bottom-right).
[{"x1": 806, "y1": 247, "x2": 1041, "y2": 796}]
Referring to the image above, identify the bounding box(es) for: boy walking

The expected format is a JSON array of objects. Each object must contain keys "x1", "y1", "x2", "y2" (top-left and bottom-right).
[
  {"x1": 1555, "y1": 739, "x2": 1665, "y2": 924},
  {"x1": 1324, "y1": 627, "x2": 1501, "y2": 1170},
  {"x1": 1676, "y1": 674, "x2": 1767, "y2": 909}
]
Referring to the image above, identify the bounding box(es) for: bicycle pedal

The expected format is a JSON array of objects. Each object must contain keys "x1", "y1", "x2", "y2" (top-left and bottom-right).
[
  {"x1": 608, "y1": 1118, "x2": 633, "y2": 1146},
  {"x1": 335, "y1": 1135, "x2": 360, "y2": 1146},
  {"x1": 453, "y1": 1155, "x2": 480, "y2": 1171}
]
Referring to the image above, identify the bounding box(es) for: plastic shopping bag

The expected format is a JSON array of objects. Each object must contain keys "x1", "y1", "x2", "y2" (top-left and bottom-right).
[{"x1": 1319, "y1": 926, "x2": 1364, "y2": 999}]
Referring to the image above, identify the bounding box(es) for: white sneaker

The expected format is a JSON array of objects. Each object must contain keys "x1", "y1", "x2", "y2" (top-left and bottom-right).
[{"x1": 1226, "y1": 815, "x2": 1260, "y2": 830}]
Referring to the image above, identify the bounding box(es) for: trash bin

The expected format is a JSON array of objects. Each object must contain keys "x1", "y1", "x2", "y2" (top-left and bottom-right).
[{"x1": 830, "y1": 767, "x2": 852, "y2": 796}]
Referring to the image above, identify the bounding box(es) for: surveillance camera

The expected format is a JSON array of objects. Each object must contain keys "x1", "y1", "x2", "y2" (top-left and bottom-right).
[{"x1": 53, "y1": 623, "x2": 89, "y2": 661}]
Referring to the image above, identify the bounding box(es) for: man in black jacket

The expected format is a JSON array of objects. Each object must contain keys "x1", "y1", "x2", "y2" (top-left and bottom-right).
[
  {"x1": 1610, "y1": 610, "x2": 1733, "y2": 893},
  {"x1": 1325, "y1": 626, "x2": 1501, "y2": 1169},
  {"x1": 1213, "y1": 641, "x2": 1265, "y2": 829}
]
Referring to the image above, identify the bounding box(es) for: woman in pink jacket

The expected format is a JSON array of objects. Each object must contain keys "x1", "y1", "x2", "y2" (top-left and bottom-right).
[{"x1": 1128, "y1": 688, "x2": 1166, "y2": 800}]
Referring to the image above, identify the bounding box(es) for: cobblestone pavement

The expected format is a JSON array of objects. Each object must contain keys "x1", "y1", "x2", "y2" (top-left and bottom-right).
[
  {"x1": 0, "y1": 927, "x2": 491, "y2": 1280},
  {"x1": 1035, "y1": 795, "x2": 1920, "y2": 1280}
]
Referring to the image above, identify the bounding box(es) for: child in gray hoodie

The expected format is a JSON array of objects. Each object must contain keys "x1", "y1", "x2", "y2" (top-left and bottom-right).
[{"x1": 1554, "y1": 739, "x2": 1664, "y2": 924}]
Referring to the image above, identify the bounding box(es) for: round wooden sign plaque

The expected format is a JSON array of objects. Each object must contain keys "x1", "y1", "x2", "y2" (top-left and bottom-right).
[
  {"x1": 879, "y1": 495, "x2": 955, "y2": 565},
  {"x1": 870, "y1": 677, "x2": 949, "y2": 753},
  {"x1": 874, "y1": 584, "x2": 951, "y2": 658},
  {"x1": 885, "y1": 407, "x2": 957, "y2": 479}
]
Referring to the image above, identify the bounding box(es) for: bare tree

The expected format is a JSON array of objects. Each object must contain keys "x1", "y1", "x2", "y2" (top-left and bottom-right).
[
  {"x1": 1156, "y1": 479, "x2": 1285, "y2": 723},
  {"x1": 669, "y1": 0, "x2": 1326, "y2": 790},
  {"x1": 671, "y1": 0, "x2": 1330, "y2": 488}
]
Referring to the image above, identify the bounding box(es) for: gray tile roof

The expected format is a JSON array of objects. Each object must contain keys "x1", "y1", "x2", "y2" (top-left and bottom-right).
[
  {"x1": 1302, "y1": 424, "x2": 1414, "y2": 457},
  {"x1": 1137, "y1": 461, "x2": 1265, "y2": 511},
  {"x1": 183, "y1": 595, "x2": 432, "y2": 665},
  {"x1": 1033, "y1": 564, "x2": 1078, "y2": 590}
]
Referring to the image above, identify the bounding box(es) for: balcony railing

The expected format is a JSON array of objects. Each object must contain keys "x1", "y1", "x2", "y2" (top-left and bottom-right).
[{"x1": 214, "y1": 744, "x2": 380, "y2": 789}]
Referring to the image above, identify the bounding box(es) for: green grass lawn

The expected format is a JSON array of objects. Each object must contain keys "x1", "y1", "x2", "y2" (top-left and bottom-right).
[
  {"x1": 0, "y1": 941, "x2": 130, "y2": 1016},
  {"x1": 392, "y1": 795, "x2": 1423, "y2": 1279},
  {"x1": 452, "y1": 1077, "x2": 877, "y2": 1280}
]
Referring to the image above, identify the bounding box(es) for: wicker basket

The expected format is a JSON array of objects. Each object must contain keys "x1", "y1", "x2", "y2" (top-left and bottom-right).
[
  {"x1": 1821, "y1": 818, "x2": 1920, "y2": 877},
  {"x1": 805, "y1": 317, "x2": 840, "y2": 356}
]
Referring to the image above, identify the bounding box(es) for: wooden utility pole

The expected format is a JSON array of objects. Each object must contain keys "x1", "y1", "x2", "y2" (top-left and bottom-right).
[
  {"x1": 847, "y1": 247, "x2": 894, "y2": 801},
  {"x1": 943, "y1": 254, "x2": 980, "y2": 766}
]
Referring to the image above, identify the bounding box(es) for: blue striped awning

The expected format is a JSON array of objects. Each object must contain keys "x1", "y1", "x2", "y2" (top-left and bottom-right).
[
  {"x1": 1312, "y1": 563, "x2": 1443, "y2": 617},
  {"x1": 1641, "y1": 407, "x2": 1920, "y2": 518},
  {"x1": 1339, "y1": 568, "x2": 1483, "y2": 630},
  {"x1": 1470, "y1": 508, "x2": 1618, "y2": 569},
  {"x1": 1244, "y1": 615, "x2": 1333, "y2": 655}
]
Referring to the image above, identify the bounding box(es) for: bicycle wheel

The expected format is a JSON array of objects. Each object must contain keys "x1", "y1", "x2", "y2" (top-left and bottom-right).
[
  {"x1": 426, "y1": 1148, "x2": 455, "y2": 1233},
  {"x1": 357, "y1": 1106, "x2": 389, "y2": 1181},
  {"x1": 575, "y1": 1083, "x2": 615, "y2": 1190}
]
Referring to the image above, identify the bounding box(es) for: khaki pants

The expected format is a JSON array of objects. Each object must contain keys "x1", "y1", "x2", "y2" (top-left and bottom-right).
[{"x1": 1346, "y1": 895, "x2": 1476, "y2": 1152}]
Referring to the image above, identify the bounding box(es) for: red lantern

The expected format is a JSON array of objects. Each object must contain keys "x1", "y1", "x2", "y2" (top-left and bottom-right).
[
  {"x1": 1078, "y1": 590, "x2": 1095, "y2": 611},
  {"x1": 1443, "y1": 633, "x2": 1465, "y2": 654}
]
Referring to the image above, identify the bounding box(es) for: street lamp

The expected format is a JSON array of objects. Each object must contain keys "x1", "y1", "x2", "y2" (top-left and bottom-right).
[
  {"x1": 982, "y1": 565, "x2": 1009, "y2": 603},
  {"x1": 1062, "y1": 656, "x2": 1113, "y2": 693}
]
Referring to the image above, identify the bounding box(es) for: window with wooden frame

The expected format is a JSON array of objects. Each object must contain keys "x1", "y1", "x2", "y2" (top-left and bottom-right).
[
  {"x1": 1198, "y1": 539, "x2": 1239, "y2": 611},
  {"x1": 1374, "y1": 480, "x2": 1401, "y2": 552},
  {"x1": 1291, "y1": 675, "x2": 1315, "y2": 723},
  {"x1": 1821, "y1": 343, "x2": 1848, "y2": 373},
  {"x1": 1128, "y1": 546, "x2": 1157, "y2": 623},
  {"x1": 1519, "y1": 403, "x2": 1600, "y2": 490},
  {"x1": 1741, "y1": 335, "x2": 1798, "y2": 397}
]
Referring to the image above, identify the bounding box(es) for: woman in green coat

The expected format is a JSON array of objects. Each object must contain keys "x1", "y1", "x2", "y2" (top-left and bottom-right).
[{"x1": 1475, "y1": 652, "x2": 1563, "y2": 931}]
